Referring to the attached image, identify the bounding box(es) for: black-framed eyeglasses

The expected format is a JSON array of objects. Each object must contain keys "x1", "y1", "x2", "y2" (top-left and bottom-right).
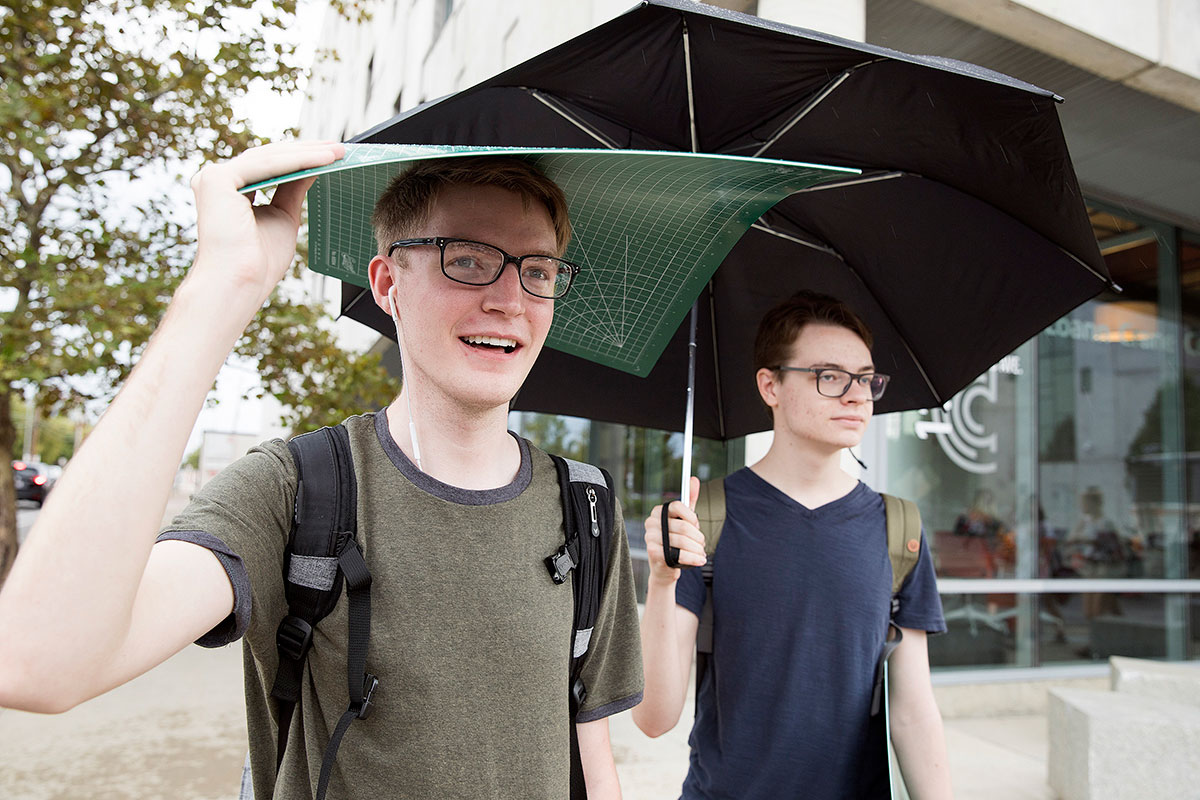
[
  {"x1": 774, "y1": 366, "x2": 891, "y2": 400},
  {"x1": 387, "y1": 237, "x2": 580, "y2": 300}
]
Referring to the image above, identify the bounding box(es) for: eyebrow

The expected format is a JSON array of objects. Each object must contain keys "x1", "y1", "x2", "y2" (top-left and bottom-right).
[{"x1": 809, "y1": 361, "x2": 876, "y2": 372}]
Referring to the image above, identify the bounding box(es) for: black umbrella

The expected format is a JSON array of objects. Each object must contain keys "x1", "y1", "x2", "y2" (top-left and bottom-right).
[{"x1": 341, "y1": 0, "x2": 1109, "y2": 452}]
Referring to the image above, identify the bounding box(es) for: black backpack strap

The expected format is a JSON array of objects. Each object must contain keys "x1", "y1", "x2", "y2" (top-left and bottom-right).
[
  {"x1": 547, "y1": 454, "x2": 615, "y2": 800},
  {"x1": 272, "y1": 424, "x2": 374, "y2": 800},
  {"x1": 315, "y1": 539, "x2": 375, "y2": 800}
]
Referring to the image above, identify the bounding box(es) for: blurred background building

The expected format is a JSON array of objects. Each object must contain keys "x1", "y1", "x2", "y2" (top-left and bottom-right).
[{"x1": 298, "y1": 0, "x2": 1200, "y2": 676}]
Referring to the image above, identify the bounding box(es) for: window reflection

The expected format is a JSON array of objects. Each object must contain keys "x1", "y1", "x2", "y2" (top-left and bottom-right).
[
  {"x1": 1179, "y1": 236, "x2": 1200, "y2": 579},
  {"x1": 1038, "y1": 592, "x2": 1171, "y2": 663},
  {"x1": 930, "y1": 593, "x2": 1195, "y2": 668},
  {"x1": 930, "y1": 594, "x2": 1017, "y2": 669}
]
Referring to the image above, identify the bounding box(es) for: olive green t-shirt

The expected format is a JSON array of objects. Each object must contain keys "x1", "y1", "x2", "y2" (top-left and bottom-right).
[{"x1": 160, "y1": 412, "x2": 643, "y2": 799}]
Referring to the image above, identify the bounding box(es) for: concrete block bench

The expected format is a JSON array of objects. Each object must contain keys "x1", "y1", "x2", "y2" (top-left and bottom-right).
[
  {"x1": 1110, "y1": 655, "x2": 1200, "y2": 708},
  {"x1": 1048, "y1": 658, "x2": 1200, "y2": 799}
]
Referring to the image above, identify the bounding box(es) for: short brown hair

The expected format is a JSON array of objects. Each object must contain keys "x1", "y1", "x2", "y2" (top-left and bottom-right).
[
  {"x1": 371, "y1": 156, "x2": 572, "y2": 258},
  {"x1": 753, "y1": 289, "x2": 874, "y2": 373}
]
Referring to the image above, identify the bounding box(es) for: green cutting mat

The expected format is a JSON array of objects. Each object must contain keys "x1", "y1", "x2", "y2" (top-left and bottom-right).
[{"x1": 245, "y1": 144, "x2": 856, "y2": 377}]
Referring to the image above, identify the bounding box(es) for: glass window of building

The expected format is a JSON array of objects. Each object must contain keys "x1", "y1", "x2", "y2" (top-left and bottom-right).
[{"x1": 883, "y1": 206, "x2": 1199, "y2": 669}]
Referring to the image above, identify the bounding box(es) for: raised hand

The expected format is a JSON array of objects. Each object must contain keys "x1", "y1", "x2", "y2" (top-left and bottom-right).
[
  {"x1": 643, "y1": 476, "x2": 705, "y2": 583},
  {"x1": 188, "y1": 140, "x2": 345, "y2": 312}
]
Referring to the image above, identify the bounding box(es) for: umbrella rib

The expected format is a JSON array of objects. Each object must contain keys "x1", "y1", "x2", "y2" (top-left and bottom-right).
[
  {"x1": 788, "y1": 171, "x2": 904, "y2": 194},
  {"x1": 751, "y1": 222, "x2": 845, "y2": 261},
  {"x1": 842, "y1": 270, "x2": 944, "y2": 406},
  {"x1": 1056, "y1": 244, "x2": 1117, "y2": 289},
  {"x1": 682, "y1": 19, "x2": 699, "y2": 153},
  {"x1": 870, "y1": 303, "x2": 943, "y2": 406},
  {"x1": 790, "y1": 171, "x2": 1112, "y2": 291},
  {"x1": 752, "y1": 58, "x2": 888, "y2": 159},
  {"x1": 342, "y1": 286, "x2": 373, "y2": 318},
  {"x1": 525, "y1": 89, "x2": 621, "y2": 150},
  {"x1": 752, "y1": 222, "x2": 944, "y2": 403}
]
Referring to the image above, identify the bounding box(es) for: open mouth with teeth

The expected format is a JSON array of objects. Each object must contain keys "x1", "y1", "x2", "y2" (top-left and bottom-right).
[{"x1": 462, "y1": 335, "x2": 518, "y2": 354}]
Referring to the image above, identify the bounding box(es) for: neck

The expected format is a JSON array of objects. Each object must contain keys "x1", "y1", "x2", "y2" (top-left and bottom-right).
[
  {"x1": 386, "y1": 386, "x2": 519, "y2": 490},
  {"x1": 750, "y1": 430, "x2": 858, "y2": 507}
]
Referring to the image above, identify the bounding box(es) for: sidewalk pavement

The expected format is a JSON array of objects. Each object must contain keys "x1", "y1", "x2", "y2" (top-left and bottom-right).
[{"x1": 0, "y1": 636, "x2": 1059, "y2": 800}]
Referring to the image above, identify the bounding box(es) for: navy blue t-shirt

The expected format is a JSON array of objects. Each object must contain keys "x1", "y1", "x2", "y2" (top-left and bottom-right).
[{"x1": 675, "y1": 468, "x2": 945, "y2": 800}]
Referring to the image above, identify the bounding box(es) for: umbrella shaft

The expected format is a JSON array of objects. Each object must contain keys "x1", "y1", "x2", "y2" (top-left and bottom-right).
[{"x1": 680, "y1": 303, "x2": 699, "y2": 505}]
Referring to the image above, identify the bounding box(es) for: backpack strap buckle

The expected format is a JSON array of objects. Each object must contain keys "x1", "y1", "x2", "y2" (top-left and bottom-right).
[
  {"x1": 354, "y1": 673, "x2": 379, "y2": 720},
  {"x1": 570, "y1": 676, "x2": 588, "y2": 711},
  {"x1": 546, "y1": 544, "x2": 577, "y2": 584},
  {"x1": 276, "y1": 616, "x2": 315, "y2": 662}
]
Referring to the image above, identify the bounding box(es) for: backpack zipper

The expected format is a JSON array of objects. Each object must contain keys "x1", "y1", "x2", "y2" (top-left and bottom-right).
[{"x1": 587, "y1": 487, "x2": 600, "y2": 538}]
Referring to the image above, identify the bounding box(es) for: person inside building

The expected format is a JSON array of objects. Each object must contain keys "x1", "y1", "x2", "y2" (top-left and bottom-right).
[
  {"x1": 1066, "y1": 485, "x2": 1137, "y2": 620},
  {"x1": 0, "y1": 141, "x2": 643, "y2": 800},
  {"x1": 634, "y1": 289, "x2": 951, "y2": 799}
]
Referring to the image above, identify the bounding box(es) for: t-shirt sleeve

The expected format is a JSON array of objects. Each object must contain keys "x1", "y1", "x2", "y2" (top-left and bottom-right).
[
  {"x1": 894, "y1": 530, "x2": 947, "y2": 634},
  {"x1": 575, "y1": 497, "x2": 645, "y2": 723},
  {"x1": 157, "y1": 438, "x2": 298, "y2": 648},
  {"x1": 675, "y1": 558, "x2": 706, "y2": 618},
  {"x1": 154, "y1": 530, "x2": 254, "y2": 647}
]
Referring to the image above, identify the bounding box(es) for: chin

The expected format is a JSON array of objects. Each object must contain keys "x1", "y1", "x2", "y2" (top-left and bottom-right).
[
  {"x1": 810, "y1": 433, "x2": 864, "y2": 452},
  {"x1": 460, "y1": 382, "x2": 526, "y2": 413}
]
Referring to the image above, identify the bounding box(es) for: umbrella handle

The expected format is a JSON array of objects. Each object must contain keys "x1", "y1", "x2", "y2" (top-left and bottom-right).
[{"x1": 661, "y1": 501, "x2": 681, "y2": 568}]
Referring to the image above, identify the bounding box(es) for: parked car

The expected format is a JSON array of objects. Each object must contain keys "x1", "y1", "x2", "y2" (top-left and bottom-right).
[
  {"x1": 12, "y1": 460, "x2": 52, "y2": 506},
  {"x1": 42, "y1": 463, "x2": 62, "y2": 490}
]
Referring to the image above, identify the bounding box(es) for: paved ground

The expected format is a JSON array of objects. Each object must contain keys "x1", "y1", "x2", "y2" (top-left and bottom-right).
[
  {"x1": 0, "y1": 640, "x2": 1057, "y2": 800},
  {"x1": 15, "y1": 502, "x2": 38, "y2": 545},
  {"x1": 0, "y1": 644, "x2": 247, "y2": 800}
]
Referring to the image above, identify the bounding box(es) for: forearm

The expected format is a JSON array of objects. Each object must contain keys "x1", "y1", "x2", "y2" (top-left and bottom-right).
[
  {"x1": 631, "y1": 578, "x2": 692, "y2": 737},
  {"x1": 0, "y1": 275, "x2": 257, "y2": 706},
  {"x1": 890, "y1": 693, "x2": 953, "y2": 799},
  {"x1": 577, "y1": 718, "x2": 622, "y2": 799}
]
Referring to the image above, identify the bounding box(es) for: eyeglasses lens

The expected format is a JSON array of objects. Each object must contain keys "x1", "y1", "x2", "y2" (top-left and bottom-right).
[
  {"x1": 442, "y1": 241, "x2": 571, "y2": 299},
  {"x1": 815, "y1": 370, "x2": 888, "y2": 400},
  {"x1": 519, "y1": 256, "x2": 573, "y2": 299},
  {"x1": 442, "y1": 240, "x2": 503, "y2": 284}
]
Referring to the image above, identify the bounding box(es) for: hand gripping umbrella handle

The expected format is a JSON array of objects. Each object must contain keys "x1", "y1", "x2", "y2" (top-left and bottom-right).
[{"x1": 661, "y1": 501, "x2": 681, "y2": 568}]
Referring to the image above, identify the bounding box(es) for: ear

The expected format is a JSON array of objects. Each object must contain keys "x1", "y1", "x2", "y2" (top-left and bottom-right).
[
  {"x1": 367, "y1": 254, "x2": 398, "y2": 316},
  {"x1": 756, "y1": 367, "x2": 780, "y2": 410}
]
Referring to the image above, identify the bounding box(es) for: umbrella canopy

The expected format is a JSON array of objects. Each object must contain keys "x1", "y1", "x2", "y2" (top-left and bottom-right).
[
  {"x1": 245, "y1": 143, "x2": 856, "y2": 377},
  {"x1": 345, "y1": 0, "x2": 1110, "y2": 436}
]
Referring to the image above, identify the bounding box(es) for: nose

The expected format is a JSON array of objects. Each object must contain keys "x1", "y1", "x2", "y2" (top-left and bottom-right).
[
  {"x1": 842, "y1": 378, "x2": 873, "y2": 404},
  {"x1": 480, "y1": 260, "x2": 526, "y2": 315}
]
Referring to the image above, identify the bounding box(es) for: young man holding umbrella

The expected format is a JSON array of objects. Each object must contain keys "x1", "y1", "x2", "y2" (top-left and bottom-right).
[
  {"x1": 636, "y1": 290, "x2": 951, "y2": 799},
  {"x1": 0, "y1": 142, "x2": 643, "y2": 799}
]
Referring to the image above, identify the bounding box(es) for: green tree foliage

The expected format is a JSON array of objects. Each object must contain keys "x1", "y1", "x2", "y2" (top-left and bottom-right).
[
  {"x1": 0, "y1": 0, "x2": 393, "y2": 581},
  {"x1": 516, "y1": 412, "x2": 586, "y2": 462},
  {"x1": 9, "y1": 396, "x2": 86, "y2": 465},
  {"x1": 1127, "y1": 376, "x2": 1200, "y2": 459}
]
